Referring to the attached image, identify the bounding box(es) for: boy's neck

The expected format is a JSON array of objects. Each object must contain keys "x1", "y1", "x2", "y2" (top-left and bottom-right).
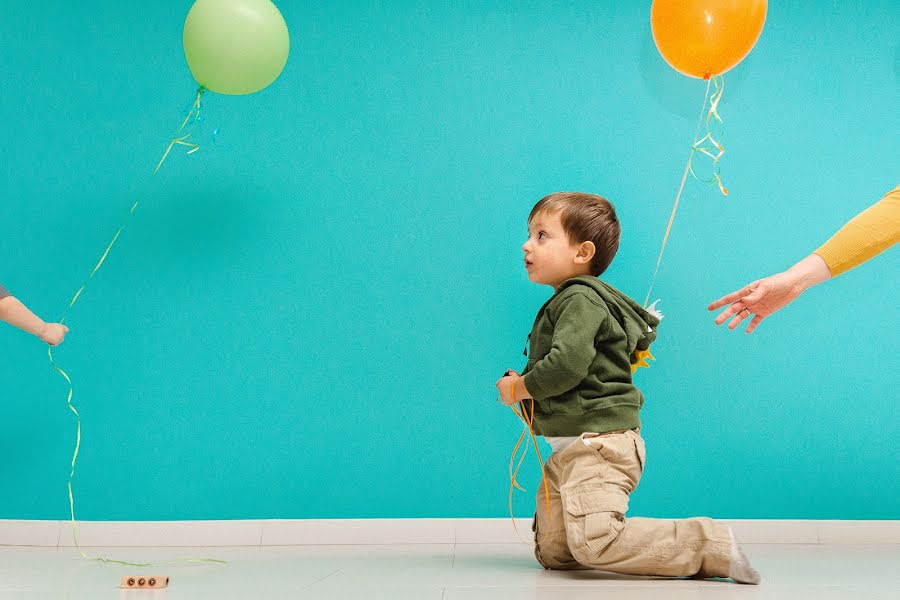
[{"x1": 551, "y1": 270, "x2": 594, "y2": 291}]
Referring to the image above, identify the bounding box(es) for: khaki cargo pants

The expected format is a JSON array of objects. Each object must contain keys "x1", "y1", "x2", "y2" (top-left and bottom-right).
[{"x1": 532, "y1": 429, "x2": 732, "y2": 578}]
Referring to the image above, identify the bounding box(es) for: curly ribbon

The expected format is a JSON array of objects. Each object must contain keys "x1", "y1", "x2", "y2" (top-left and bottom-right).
[
  {"x1": 506, "y1": 378, "x2": 551, "y2": 544},
  {"x1": 153, "y1": 89, "x2": 204, "y2": 174},
  {"x1": 690, "y1": 75, "x2": 728, "y2": 196},
  {"x1": 643, "y1": 75, "x2": 728, "y2": 309},
  {"x1": 48, "y1": 86, "x2": 225, "y2": 567}
]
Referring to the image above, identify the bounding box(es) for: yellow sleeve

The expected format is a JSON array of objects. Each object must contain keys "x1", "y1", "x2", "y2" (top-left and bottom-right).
[{"x1": 814, "y1": 185, "x2": 900, "y2": 277}]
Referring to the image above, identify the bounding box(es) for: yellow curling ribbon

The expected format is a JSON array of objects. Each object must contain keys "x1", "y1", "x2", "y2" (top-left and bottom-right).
[
  {"x1": 689, "y1": 75, "x2": 728, "y2": 196},
  {"x1": 644, "y1": 76, "x2": 729, "y2": 309},
  {"x1": 506, "y1": 378, "x2": 551, "y2": 544},
  {"x1": 49, "y1": 86, "x2": 225, "y2": 567}
]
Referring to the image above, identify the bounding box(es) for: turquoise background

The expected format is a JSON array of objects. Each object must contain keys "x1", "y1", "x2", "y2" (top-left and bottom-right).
[{"x1": 1, "y1": 1, "x2": 897, "y2": 521}]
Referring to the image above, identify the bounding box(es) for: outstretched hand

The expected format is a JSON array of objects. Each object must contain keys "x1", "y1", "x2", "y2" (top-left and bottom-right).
[{"x1": 708, "y1": 255, "x2": 832, "y2": 333}]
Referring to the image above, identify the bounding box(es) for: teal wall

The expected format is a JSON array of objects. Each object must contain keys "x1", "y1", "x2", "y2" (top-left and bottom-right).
[{"x1": 1, "y1": 1, "x2": 897, "y2": 520}]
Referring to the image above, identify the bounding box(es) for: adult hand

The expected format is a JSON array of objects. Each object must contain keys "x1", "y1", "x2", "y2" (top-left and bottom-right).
[{"x1": 708, "y1": 254, "x2": 832, "y2": 333}]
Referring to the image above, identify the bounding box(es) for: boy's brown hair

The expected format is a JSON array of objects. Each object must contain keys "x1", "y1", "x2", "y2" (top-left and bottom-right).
[{"x1": 529, "y1": 192, "x2": 621, "y2": 276}]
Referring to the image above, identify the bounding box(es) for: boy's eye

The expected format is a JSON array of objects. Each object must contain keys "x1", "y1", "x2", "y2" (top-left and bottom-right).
[{"x1": 538, "y1": 231, "x2": 547, "y2": 239}]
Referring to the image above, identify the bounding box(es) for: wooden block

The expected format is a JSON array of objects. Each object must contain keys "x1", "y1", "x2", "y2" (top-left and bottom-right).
[{"x1": 119, "y1": 575, "x2": 169, "y2": 589}]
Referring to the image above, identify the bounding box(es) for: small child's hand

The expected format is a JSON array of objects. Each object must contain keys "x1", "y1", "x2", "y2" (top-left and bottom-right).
[
  {"x1": 495, "y1": 370, "x2": 521, "y2": 405},
  {"x1": 39, "y1": 323, "x2": 69, "y2": 346}
]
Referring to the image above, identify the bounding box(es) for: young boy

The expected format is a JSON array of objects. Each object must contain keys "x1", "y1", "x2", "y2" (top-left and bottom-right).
[
  {"x1": 0, "y1": 282, "x2": 69, "y2": 346},
  {"x1": 495, "y1": 192, "x2": 759, "y2": 584}
]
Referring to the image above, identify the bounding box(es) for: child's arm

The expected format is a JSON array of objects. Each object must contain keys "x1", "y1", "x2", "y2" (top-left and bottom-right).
[
  {"x1": 498, "y1": 292, "x2": 606, "y2": 404},
  {"x1": 0, "y1": 294, "x2": 69, "y2": 346}
]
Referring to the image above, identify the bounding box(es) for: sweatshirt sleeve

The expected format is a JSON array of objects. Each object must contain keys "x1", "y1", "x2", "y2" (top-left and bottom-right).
[
  {"x1": 523, "y1": 292, "x2": 606, "y2": 401},
  {"x1": 814, "y1": 185, "x2": 900, "y2": 277},
  {"x1": 0, "y1": 283, "x2": 10, "y2": 300}
]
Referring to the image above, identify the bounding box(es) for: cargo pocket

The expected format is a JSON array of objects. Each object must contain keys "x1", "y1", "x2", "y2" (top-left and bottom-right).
[
  {"x1": 564, "y1": 485, "x2": 628, "y2": 552},
  {"x1": 633, "y1": 435, "x2": 646, "y2": 473}
]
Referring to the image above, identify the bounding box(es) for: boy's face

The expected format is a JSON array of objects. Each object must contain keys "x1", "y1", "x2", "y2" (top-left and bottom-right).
[{"x1": 522, "y1": 210, "x2": 593, "y2": 288}]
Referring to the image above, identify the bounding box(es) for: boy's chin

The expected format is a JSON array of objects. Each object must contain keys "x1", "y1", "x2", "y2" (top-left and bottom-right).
[{"x1": 527, "y1": 273, "x2": 554, "y2": 286}]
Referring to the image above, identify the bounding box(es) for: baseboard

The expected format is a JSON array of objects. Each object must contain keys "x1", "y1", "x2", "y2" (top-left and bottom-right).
[{"x1": 1, "y1": 518, "x2": 898, "y2": 547}]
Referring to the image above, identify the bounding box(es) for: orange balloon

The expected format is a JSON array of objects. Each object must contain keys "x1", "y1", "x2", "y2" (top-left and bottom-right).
[{"x1": 651, "y1": 0, "x2": 767, "y2": 79}]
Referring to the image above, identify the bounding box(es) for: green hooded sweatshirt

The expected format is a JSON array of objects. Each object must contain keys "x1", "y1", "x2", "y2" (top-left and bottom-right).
[{"x1": 520, "y1": 276, "x2": 660, "y2": 437}]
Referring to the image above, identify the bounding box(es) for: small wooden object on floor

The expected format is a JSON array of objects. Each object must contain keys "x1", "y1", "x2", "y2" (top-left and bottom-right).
[{"x1": 119, "y1": 576, "x2": 169, "y2": 589}]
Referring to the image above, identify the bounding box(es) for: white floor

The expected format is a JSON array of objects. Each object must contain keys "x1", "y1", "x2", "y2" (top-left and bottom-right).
[{"x1": 2, "y1": 541, "x2": 899, "y2": 599}]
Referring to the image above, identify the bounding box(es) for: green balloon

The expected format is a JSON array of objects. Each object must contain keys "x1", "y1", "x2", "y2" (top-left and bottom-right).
[{"x1": 183, "y1": 0, "x2": 290, "y2": 95}]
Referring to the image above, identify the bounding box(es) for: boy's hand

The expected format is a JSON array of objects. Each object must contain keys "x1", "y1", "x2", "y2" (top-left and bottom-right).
[
  {"x1": 39, "y1": 323, "x2": 69, "y2": 346},
  {"x1": 495, "y1": 370, "x2": 521, "y2": 405}
]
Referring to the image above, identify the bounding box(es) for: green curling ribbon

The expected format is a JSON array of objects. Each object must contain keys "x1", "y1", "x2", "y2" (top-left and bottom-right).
[{"x1": 49, "y1": 86, "x2": 225, "y2": 567}]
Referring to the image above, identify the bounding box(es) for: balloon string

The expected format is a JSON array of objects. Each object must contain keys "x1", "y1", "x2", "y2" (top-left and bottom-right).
[
  {"x1": 156, "y1": 87, "x2": 205, "y2": 173},
  {"x1": 49, "y1": 85, "x2": 224, "y2": 566},
  {"x1": 643, "y1": 78, "x2": 713, "y2": 307}
]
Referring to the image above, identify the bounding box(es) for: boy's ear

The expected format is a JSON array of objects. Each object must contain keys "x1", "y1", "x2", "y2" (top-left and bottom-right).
[{"x1": 574, "y1": 241, "x2": 596, "y2": 264}]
